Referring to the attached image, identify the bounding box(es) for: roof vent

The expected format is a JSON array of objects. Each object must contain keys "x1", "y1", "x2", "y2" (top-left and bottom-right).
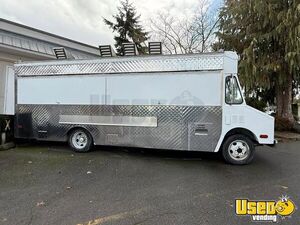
[
  {"x1": 99, "y1": 45, "x2": 116, "y2": 57},
  {"x1": 122, "y1": 43, "x2": 138, "y2": 56},
  {"x1": 148, "y1": 42, "x2": 162, "y2": 55},
  {"x1": 53, "y1": 47, "x2": 74, "y2": 59}
]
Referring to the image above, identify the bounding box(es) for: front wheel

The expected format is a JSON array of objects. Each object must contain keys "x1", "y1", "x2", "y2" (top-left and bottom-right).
[
  {"x1": 222, "y1": 134, "x2": 255, "y2": 165},
  {"x1": 68, "y1": 128, "x2": 93, "y2": 152}
]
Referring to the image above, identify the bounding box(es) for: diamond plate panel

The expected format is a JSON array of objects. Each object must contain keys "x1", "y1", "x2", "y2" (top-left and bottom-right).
[
  {"x1": 15, "y1": 54, "x2": 223, "y2": 76},
  {"x1": 15, "y1": 105, "x2": 222, "y2": 152}
]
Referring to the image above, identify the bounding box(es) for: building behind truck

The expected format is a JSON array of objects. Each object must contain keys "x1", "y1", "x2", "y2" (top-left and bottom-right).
[{"x1": 0, "y1": 18, "x2": 99, "y2": 149}]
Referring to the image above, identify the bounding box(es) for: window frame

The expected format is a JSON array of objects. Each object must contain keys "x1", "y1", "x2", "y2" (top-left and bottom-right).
[{"x1": 225, "y1": 75, "x2": 244, "y2": 105}]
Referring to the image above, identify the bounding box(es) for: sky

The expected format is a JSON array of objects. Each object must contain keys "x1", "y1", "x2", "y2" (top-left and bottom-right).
[{"x1": 0, "y1": 0, "x2": 221, "y2": 47}]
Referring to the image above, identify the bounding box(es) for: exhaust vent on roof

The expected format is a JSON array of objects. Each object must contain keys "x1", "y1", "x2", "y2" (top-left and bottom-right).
[
  {"x1": 99, "y1": 45, "x2": 116, "y2": 57},
  {"x1": 148, "y1": 42, "x2": 162, "y2": 55},
  {"x1": 53, "y1": 47, "x2": 74, "y2": 59},
  {"x1": 122, "y1": 43, "x2": 138, "y2": 56}
]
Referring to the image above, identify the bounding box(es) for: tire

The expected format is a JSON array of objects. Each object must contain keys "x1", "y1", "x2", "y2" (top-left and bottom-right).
[
  {"x1": 222, "y1": 134, "x2": 255, "y2": 165},
  {"x1": 68, "y1": 128, "x2": 93, "y2": 152}
]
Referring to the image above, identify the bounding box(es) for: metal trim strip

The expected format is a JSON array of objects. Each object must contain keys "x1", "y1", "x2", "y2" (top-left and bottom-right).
[
  {"x1": 59, "y1": 115, "x2": 158, "y2": 127},
  {"x1": 15, "y1": 54, "x2": 224, "y2": 76}
]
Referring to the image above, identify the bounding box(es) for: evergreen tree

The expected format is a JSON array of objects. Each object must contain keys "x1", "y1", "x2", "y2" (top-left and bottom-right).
[
  {"x1": 214, "y1": 0, "x2": 300, "y2": 126},
  {"x1": 103, "y1": 0, "x2": 149, "y2": 55}
]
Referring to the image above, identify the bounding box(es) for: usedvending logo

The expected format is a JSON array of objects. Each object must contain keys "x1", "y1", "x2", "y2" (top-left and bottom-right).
[{"x1": 235, "y1": 196, "x2": 296, "y2": 222}]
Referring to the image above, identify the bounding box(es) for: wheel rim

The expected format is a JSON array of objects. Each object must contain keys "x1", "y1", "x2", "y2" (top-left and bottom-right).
[
  {"x1": 228, "y1": 140, "x2": 250, "y2": 161},
  {"x1": 71, "y1": 131, "x2": 88, "y2": 149}
]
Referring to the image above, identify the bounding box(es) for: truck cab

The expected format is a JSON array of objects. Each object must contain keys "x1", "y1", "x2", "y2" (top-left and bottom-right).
[{"x1": 216, "y1": 73, "x2": 275, "y2": 164}]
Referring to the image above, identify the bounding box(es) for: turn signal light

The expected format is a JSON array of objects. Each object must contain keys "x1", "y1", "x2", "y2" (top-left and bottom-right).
[{"x1": 260, "y1": 134, "x2": 268, "y2": 139}]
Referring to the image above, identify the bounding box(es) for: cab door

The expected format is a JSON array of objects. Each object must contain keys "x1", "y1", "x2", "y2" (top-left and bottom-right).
[{"x1": 223, "y1": 74, "x2": 245, "y2": 129}]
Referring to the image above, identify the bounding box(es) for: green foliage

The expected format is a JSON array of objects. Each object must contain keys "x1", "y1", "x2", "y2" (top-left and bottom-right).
[
  {"x1": 103, "y1": 0, "x2": 149, "y2": 55},
  {"x1": 215, "y1": 0, "x2": 300, "y2": 91},
  {"x1": 214, "y1": 0, "x2": 300, "y2": 126},
  {"x1": 245, "y1": 97, "x2": 267, "y2": 112}
]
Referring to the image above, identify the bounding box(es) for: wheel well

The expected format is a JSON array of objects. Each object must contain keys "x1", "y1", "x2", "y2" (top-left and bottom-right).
[{"x1": 223, "y1": 128, "x2": 258, "y2": 144}]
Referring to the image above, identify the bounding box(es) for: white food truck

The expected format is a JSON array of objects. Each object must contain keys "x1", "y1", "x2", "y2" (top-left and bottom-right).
[{"x1": 4, "y1": 50, "x2": 275, "y2": 164}]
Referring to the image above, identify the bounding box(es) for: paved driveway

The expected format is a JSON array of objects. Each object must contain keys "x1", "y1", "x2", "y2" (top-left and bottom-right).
[{"x1": 0, "y1": 141, "x2": 299, "y2": 225}]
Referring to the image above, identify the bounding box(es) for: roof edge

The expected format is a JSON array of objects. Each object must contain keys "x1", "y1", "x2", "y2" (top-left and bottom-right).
[{"x1": 0, "y1": 18, "x2": 99, "y2": 51}]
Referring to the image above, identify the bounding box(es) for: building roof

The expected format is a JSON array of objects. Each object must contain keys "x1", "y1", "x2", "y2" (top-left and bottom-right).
[{"x1": 0, "y1": 18, "x2": 100, "y2": 60}]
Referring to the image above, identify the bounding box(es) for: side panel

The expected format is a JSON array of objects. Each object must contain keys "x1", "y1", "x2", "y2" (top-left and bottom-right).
[
  {"x1": 17, "y1": 71, "x2": 222, "y2": 106},
  {"x1": 107, "y1": 72, "x2": 222, "y2": 106},
  {"x1": 16, "y1": 71, "x2": 223, "y2": 151},
  {"x1": 15, "y1": 105, "x2": 222, "y2": 152},
  {"x1": 17, "y1": 75, "x2": 106, "y2": 105}
]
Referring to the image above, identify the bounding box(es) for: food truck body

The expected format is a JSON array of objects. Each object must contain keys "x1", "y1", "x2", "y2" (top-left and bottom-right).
[{"x1": 7, "y1": 51, "x2": 275, "y2": 164}]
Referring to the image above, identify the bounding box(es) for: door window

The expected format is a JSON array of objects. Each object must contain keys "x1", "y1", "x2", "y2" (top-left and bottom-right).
[{"x1": 225, "y1": 76, "x2": 243, "y2": 104}]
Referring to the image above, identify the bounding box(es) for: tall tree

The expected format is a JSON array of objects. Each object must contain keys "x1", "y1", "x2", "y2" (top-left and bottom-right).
[
  {"x1": 103, "y1": 0, "x2": 149, "y2": 55},
  {"x1": 214, "y1": 0, "x2": 300, "y2": 126}
]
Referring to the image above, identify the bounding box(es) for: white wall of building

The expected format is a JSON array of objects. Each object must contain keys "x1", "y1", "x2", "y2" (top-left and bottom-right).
[
  {"x1": 0, "y1": 50, "x2": 39, "y2": 114},
  {"x1": 0, "y1": 61, "x2": 13, "y2": 114}
]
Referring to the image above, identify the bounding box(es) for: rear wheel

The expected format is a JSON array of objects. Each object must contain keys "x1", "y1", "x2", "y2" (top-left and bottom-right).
[
  {"x1": 68, "y1": 128, "x2": 93, "y2": 152},
  {"x1": 222, "y1": 134, "x2": 255, "y2": 165}
]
